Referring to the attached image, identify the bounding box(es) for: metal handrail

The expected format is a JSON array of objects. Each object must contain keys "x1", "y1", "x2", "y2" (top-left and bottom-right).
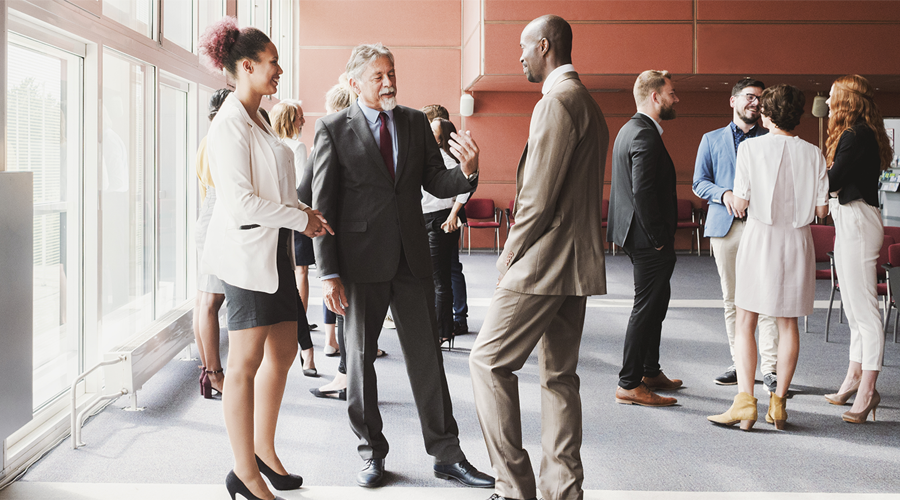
[{"x1": 70, "y1": 355, "x2": 127, "y2": 449}]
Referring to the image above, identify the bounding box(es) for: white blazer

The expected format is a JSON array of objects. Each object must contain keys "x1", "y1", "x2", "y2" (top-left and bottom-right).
[
  {"x1": 201, "y1": 94, "x2": 310, "y2": 293},
  {"x1": 733, "y1": 134, "x2": 829, "y2": 228}
]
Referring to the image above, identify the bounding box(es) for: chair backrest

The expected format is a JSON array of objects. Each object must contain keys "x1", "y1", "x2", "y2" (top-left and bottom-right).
[
  {"x1": 602, "y1": 199, "x2": 609, "y2": 220},
  {"x1": 810, "y1": 224, "x2": 835, "y2": 263},
  {"x1": 677, "y1": 199, "x2": 694, "y2": 221},
  {"x1": 890, "y1": 243, "x2": 900, "y2": 267},
  {"x1": 466, "y1": 198, "x2": 496, "y2": 220},
  {"x1": 884, "y1": 226, "x2": 900, "y2": 247}
]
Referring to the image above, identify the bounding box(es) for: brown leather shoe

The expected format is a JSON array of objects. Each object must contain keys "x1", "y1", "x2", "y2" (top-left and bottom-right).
[
  {"x1": 615, "y1": 383, "x2": 677, "y2": 407},
  {"x1": 642, "y1": 371, "x2": 683, "y2": 391}
]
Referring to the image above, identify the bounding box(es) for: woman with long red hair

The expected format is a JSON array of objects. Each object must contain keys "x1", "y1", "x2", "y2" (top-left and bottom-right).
[{"x1": 823, "y1": 74, "x2": 893, "y2": 424}]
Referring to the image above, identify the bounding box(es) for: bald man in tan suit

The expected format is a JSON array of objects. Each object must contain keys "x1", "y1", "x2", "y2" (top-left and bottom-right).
[{"x1": 469, "y1": 15, "x2": 609, "y2": 500}]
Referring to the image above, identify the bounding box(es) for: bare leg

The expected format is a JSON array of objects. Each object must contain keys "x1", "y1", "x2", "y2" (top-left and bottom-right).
[
  {"x1": 734, "y1": 307, "x2": 759, "y2": 395},
  {"x1": 301, "y1": 347, "x2": 316, "y2": 371},
  {"x1": 295, "y1": 266, "x2": 310, "y2": 312},
  {"x1": 193, "y1": 295, "x2": 207, "y2": 369},
  {"x1": 838, "y1": 361, "x2": 863, "y2": 394},
  {"x1": 850, "y1": 370, "x2": 880, "y2": 413},
  {"x1": 255, "y1": 320, "x2": 298, "y2": 476},
  {"x1": 223, "y1": 325, "x2": 274, "y2": 500},
  {"x1": 318, "y1": 371, "x2": 347, "y2": 392},
  {"x1": 324, "y1": 323, "x2": 338, "y2": 351},
  {"x1": 198, "y1": 291, "x2": 226, "y2": 392},
  {"x1": 773, "y1": 317, "x2": 799, "y2": 398}
]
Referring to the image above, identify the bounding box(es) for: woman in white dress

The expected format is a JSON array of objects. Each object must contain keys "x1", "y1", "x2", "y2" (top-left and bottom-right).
[{"x1": 709, "y1": 84, "x2": 829, "y2": 431}]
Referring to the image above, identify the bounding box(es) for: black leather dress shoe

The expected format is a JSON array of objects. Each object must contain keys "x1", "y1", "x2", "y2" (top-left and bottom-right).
[
  {"x1": 357, "y1": 458, "x2": 384, "y2": 488},
  {"x1": 434, "y1": 460, "x2": 494, "y2": 488},
  {"x1": 487, "y1": 494, "x2": 537, "y2": 500}
]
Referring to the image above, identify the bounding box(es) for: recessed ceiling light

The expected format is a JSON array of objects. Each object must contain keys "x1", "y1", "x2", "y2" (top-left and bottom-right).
[{"x1": 703, "y1": 87, "x2": 709, "y2": 90}]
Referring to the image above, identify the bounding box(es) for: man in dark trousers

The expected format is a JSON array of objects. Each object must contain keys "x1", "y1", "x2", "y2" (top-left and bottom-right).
[
  {"x1": 311, "y1": 43, "x2": 493, "y2": 489},
  {"x1": 607, "y1": 69, "x2": 682, "y2": 407}
]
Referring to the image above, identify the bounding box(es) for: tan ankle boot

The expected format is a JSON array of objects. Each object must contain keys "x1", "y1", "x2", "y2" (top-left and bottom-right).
[
  {"x1": 708, "y1": 392, "x2": 758, "y2": 430},
  {"x1": 766, "y1": 393, "x2": 787, "y2": 429}
]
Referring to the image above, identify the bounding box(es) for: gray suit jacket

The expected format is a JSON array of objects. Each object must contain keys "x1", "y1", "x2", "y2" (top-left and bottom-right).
[
  {"x1": 499, "y1": 72, "x2": 609, "y2": 296},
  {"x1": 311, "y1": 102, "x2": 476, "y2": 284}
]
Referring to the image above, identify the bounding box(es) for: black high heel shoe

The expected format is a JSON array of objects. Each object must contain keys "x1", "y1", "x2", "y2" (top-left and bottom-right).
[
  {"x1": 225, "y1": 470, "x2": 283, "y2": 500},
  {"x1": 255, "y1": 455, "x2": 303, "y2": 490}
]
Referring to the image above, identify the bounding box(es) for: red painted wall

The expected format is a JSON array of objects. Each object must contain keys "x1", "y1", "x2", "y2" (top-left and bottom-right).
[{"x1": 296, "y1": 0, "x2": 900, "y2": 251}]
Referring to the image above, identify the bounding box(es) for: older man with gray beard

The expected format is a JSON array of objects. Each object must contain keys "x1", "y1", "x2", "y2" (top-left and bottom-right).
[{"x1": 311, "y1": 42, "x2": 493, "y2": 490}]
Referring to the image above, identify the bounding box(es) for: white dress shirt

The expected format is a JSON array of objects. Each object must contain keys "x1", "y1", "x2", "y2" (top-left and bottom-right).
[
  {"x1": 421, "y1": 149, "x2": 471, "y2": 214},
  {"x1": 542, "y1": 64, "x2": 576, "y2": 95}
]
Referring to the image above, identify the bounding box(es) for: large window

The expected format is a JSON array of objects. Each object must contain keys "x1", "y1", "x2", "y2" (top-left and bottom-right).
[
  {"x1": 157, "y1": 77, "x2": 191, "y2": 314},
  {"x1": 100, "y1": 49, "x2": 155, "y2": 351},
  {"x1": 6, "y1": 34, "x2": 83, "y2": 410},
  {"x1": 162, "y1": 0, "x2": 193, "y2": 52},
  {"x1": 103, "y1": 0, "x2": 154, "y2": 38}
]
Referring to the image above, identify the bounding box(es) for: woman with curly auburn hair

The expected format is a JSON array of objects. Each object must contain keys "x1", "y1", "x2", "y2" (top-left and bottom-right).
[
  {"x1": 823, "y1": 75, "x2": 892, "y2": 424},
  {"x1": 709, "y1": 84, "x2": 829, "y2": 431},
  {"x1": 198, "y1": 16, "x2": 332, "y2": 500}
]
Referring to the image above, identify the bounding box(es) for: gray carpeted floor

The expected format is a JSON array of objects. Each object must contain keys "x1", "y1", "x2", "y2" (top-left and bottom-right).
[{"x1": 21, "y1": 251, "x2": 900, "y2": 493}]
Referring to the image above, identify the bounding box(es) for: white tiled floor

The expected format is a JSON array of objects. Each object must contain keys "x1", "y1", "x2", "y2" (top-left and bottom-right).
[{"x1": 1, "y1": 484, "x2": 898, "y2": 500}]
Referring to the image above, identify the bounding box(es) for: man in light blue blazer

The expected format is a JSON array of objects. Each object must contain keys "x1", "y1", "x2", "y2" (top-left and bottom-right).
[{"x1": 692, "y1": 78, "x2": 779, "y2": 393}]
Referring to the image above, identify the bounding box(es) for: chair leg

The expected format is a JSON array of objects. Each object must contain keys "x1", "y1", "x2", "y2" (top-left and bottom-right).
[
  {"x1": 467, "y1": 226, "x2": 471, "y2": 256},
  {"x1": 826, "y1": 287, "x2": 837, "y2": 342},
  {"x1": 839, "y1": 299, "x2": 844, "y2": 324},
  {"x1": 895, "y1": 308, "x2": 899, "y2": 343},
  {"x1": 804, "y1": 315, "x2": 808, "y2": 332},
  {"x1": 495, "y1": 228, "x2": 500, "y2": 255},
  {"x1": 696, "y1": 230, "x2": 700, "y2": 256}
]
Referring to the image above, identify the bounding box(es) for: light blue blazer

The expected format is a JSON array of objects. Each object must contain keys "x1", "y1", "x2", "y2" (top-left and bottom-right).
[{"x1": 692, "y1": 124, "x2": 767, "y2": 238}]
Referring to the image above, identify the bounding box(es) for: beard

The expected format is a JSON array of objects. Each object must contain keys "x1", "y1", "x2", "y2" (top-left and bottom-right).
[
  {"x1": 659, "y1": 102, "x2": 677, "y2": 121},
  {"x1": 737, "y1": 108, "x2": 760, "y2": 125},
  {"x1": 379, "y1": 87, "x2": 397, "y2": 111},
  {"x1": 380, "y1": 96, "x2": 397, "y2": 111}
]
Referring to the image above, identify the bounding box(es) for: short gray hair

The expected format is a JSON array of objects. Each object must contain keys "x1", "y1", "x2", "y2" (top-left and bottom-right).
[{"x1": 346, "y1": 43, "x2": 394, "y2": 82}]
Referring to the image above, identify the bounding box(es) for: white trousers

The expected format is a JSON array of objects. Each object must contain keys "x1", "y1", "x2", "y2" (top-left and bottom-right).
[
  {"x1": 710, "y1": 220, "x2": 779, "y2": 374},
  {"x1": 831, "y1": 198, "x2": 885, "y2": 371}
]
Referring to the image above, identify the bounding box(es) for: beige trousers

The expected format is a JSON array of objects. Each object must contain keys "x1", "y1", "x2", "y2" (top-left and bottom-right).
[
  {"x1": 470, "y1": 287, "x2": 587, "y2": 500},
  {"x1": 831, "y1": 198, "x2": 885, "y2": 371},
  {"x1": 710, "y1": 220, "x2": 779, "y2": 374}
]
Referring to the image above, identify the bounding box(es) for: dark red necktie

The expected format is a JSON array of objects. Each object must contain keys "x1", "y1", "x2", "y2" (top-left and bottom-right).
[{"x1": 379, "y1": 112, "x2": 395, "y2": 179}]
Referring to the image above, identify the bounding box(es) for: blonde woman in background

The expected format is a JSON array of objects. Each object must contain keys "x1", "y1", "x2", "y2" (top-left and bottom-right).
[{"x1": 271, "y1": 99, "x2": 318, "y2": 377}]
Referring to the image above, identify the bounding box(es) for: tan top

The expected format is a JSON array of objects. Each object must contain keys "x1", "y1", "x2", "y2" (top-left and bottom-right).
[{"x1": 196, "y1": 136, "x2": 213, "y2": 202}]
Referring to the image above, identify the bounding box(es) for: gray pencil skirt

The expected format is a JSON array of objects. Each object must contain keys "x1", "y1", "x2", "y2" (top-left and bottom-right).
[{"x1": 222, "y1": 228, "x2": 299, "y2": 331}]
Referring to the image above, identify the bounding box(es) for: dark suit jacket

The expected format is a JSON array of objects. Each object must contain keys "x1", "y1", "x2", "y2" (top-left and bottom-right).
[
  {"x1": 607, "y1": 113, "x2": 677, "y2": 249},
  {"x1": 311, "y1": 103, "x2": 476, "y2": 284}
]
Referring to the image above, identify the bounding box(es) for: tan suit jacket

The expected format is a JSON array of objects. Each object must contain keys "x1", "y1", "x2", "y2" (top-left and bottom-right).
[{"x1": 499, "y1": 72, "x2": 609, "y2": 296}]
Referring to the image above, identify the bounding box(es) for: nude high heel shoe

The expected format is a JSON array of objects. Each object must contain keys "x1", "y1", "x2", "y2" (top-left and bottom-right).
[
  {"x1": 765, "y1": 392, "x2": 788, "y2": 430},
  {"x1": 825, "y1": 379, "x2": 860, "y2": 406},
  {"x1": 842, "y1": 390, "x2": 880, "y2": 424},
  {"x1": 708, "y1": 392, "x2": 758, "y2": 430}
]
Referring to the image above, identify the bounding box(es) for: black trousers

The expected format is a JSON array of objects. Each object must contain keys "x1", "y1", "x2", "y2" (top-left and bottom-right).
[
  {"x1": 619, "y1": 244, "x2": 677, "y2": 390},
  {"x1": 425, "y1": 209, "x2": 459, "y2": 341}
]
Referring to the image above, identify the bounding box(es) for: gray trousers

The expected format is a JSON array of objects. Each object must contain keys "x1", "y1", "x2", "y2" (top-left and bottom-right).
[{"x1": 343, "y1": 255, "x2": 465, "y2": 465}]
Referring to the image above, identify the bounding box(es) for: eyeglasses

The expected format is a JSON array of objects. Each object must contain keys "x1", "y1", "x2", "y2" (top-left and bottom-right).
[{"x1": 740, "y1": 93, "x2": 761, "y2": 103}]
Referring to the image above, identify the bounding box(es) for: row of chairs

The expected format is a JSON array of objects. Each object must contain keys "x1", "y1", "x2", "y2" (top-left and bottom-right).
[
  {"x1": 461, "y1": 198, "x2": 706, "y2": 256},
  {"x1": 809, "y1": 224, "x2": 900, "y2": 343}
]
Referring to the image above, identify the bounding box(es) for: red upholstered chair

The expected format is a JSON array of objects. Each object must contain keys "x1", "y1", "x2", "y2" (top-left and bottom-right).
[
  {"x1": 699, "y1": 199, "x2": 711, "y2": 255},
  {"x1": 602, "y1": 199, "x2": 615, "y2": 254},
  {"x1": 807, "y1": 224, "x2": 836, "y2": 332},
  {"x1": 886, "y1": 243, "x2": 900, "y2": 343},
  {"x1": 883, "y1": 226, "x2": 900, "y2": 249},
  {"x1": 463, "y1": 198, "x2": 501, "y2": 255},
  {"x1": 676, "y1": 199, "x2": 702, "y2": 255}
]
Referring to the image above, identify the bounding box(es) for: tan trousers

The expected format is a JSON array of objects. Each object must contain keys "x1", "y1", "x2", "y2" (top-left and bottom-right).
[
  {"x1": 831, "y1": 198, "x2": 885, "y2": 371},
  {"x1": 470, "y1": 287, "x2": 587, "y2": 500},
  {"x1": 710, "y1": 220, "x2": 779, "y2": 374}
]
